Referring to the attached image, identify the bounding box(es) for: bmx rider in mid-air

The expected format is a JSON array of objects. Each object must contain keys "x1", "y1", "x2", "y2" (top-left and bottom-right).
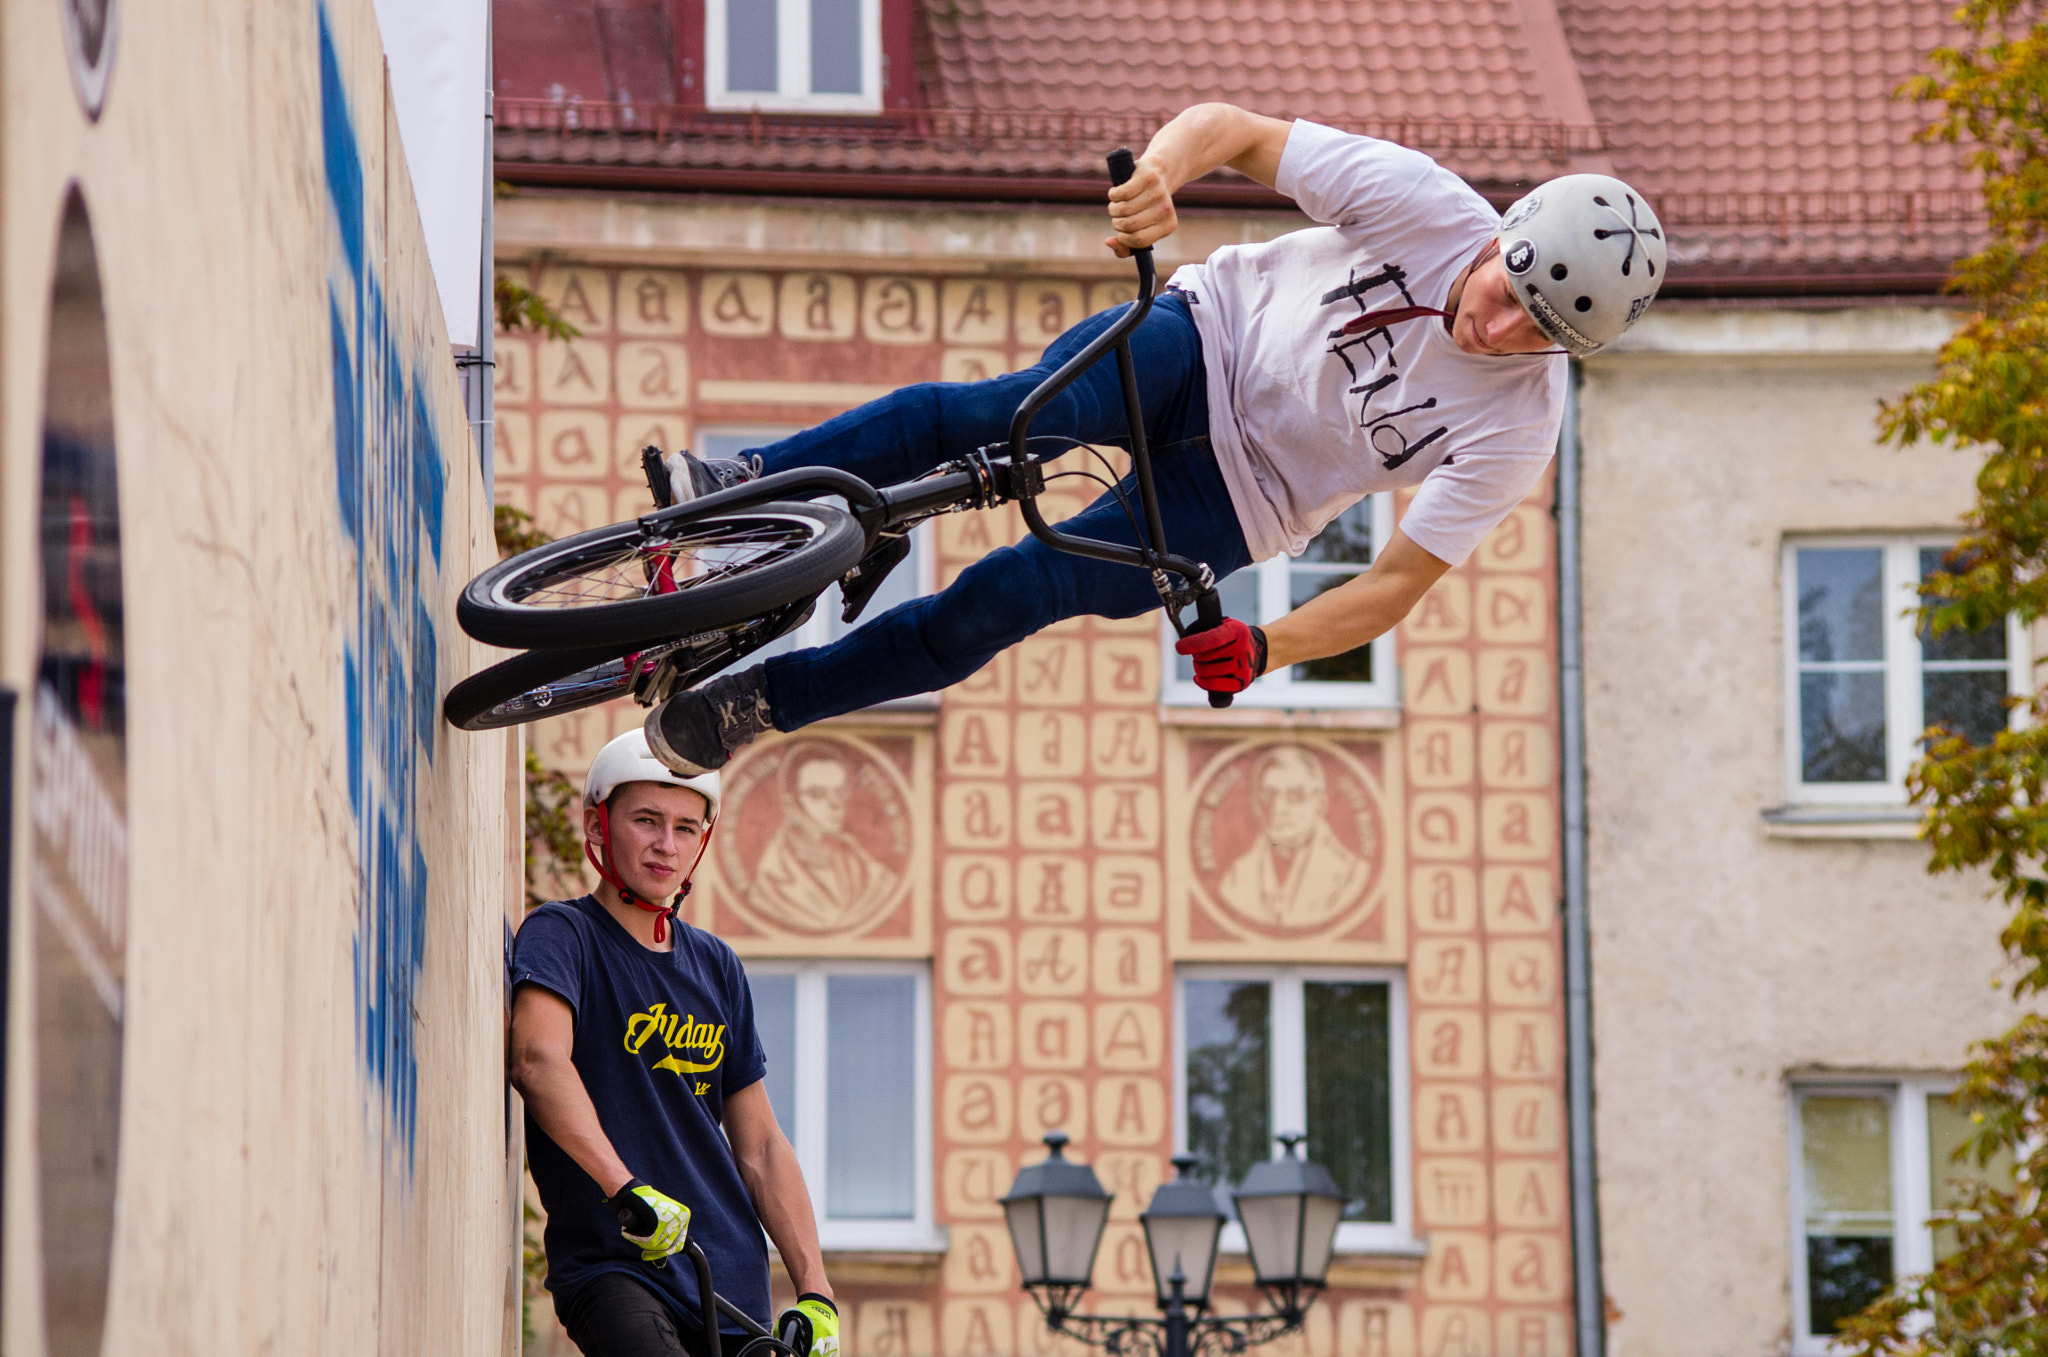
[{"x1": 642, "y1": 101, "x2": 1666, "y2": 776}]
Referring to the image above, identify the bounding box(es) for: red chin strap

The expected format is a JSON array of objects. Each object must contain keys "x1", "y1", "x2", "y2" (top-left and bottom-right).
[
  {"x1": 1335, "y1": 239, "x2": 1513, "y2": 341},
  {"x1": 585, "y1": 802, "x2": 716, "y2": 945},
  {"x1": 1335, "y1": 302, "x2": 1452, "y2": 337}
]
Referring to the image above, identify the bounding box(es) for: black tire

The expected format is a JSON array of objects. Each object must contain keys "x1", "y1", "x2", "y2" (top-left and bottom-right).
[
  {"x1": 457, "y1": 501, "x2": 865, "y2": 651},
  {"x1": 443, "y1": 646, "x2": 637, "y2": 731}
]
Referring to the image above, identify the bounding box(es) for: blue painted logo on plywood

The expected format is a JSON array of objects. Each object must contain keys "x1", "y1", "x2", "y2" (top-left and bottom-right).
[{"x1": 320, "y1": 5, "x2": 446, "y2": 1164}]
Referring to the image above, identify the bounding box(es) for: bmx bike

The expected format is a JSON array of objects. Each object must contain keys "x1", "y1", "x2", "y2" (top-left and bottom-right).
[{"x1": 444, "y1": 149, "x2": 1235, "y2": 732}]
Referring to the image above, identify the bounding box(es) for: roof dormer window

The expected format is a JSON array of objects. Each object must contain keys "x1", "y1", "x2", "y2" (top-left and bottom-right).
[{"x1": 707, "y1": 0, "x2": 882, "y2": 113}]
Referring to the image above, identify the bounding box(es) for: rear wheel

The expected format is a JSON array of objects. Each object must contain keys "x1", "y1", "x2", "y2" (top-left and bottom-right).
[
  {"x1": 442, "y1": 598, "x2": 819, "y2": 732},
  {"x1": 456, "y1": 501, "x2": 865, "y2": 651},
  {"x1": 442, "y1": 646, "x2": 635, "y2": 731}
]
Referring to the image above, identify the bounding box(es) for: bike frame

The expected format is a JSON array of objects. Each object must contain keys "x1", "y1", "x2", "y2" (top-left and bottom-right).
[{"x1": 618, "y1": 149, "x2": 1233, "y2": 707}]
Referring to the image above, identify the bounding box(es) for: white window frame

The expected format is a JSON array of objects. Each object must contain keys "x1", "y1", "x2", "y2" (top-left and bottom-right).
[
  {"x1": 746, "y1": 960, "x2": 941, "y2": 1251},
  {"x1": 1781, "y1": 536, "x2": 2030, "y2": 806},
  {"x1": 705, "y1": 0, "x2": 883, "y2": 113},
  {"x1": 1163, "y1": 494, "x2": 1399, "y2": 709},
  {"x1": 1786, "y1": 1075, "x2": 1973, "y2": 1356},
  {"x1": 1172, "y1": 964, "x2": 1415, "y2": 1256}
]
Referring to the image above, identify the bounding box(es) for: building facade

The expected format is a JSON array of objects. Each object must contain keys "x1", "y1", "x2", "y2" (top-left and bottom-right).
[
  {"x1": 497, "y1": 196, "x2": 1575, "y2": 1357},
  {"x1": 1560, "y1": 4, "x2": 2030, "y2": 1353},
  {"x1": 1577, "y1": 306, "x2": 2026, "y2": 1357}
]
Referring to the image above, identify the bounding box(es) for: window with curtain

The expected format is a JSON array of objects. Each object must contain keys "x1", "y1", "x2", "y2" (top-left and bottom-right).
[
  {"x1": 1790, "y1": 1079, "x2": 2015, "y2": 1352},
  {"x1": 746, "y1": 962, "x2": 938, "y2": 1249},
  {"x1": 1784, "y1": 539, "x2": 2024, "y2": 804},
  {"x1": 706, "y1": 0, "x2": 881, "y2": 112},
  {"x1": 1177, "y1": 967, "x2": 1410, "y2": 1250}
]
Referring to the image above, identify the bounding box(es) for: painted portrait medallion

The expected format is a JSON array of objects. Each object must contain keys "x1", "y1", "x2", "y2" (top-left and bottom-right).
[{"x1": 716, "y1": 736, "x2": 915, "y2": 939}]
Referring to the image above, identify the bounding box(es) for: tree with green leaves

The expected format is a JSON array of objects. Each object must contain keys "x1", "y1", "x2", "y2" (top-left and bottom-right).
[{"x1": 1840, "y1": 3, "x2": 2048, "y2": 1353}]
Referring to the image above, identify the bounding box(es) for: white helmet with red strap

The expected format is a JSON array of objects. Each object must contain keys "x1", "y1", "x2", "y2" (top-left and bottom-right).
[
  {"x1": 584, "y1": 729, "x2": 721, "y2": 822},
  {"x1": 1494, "y1": 174, "x2": 1667, "y2": 356},
  {"x1": 582, "y1": 730, "x2": 720, "y2": 942}
]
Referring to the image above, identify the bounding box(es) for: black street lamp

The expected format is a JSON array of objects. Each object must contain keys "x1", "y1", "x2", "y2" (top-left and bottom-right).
[
  {"x1": 1003, "y1": 1133, "x2": 1345, "y2": 1357},
  {"x1": 1232, "y1": 1132, "x2": 1346, "y2": 1322},
  {"x1": 1140, "y1": 1155, "x2": 1224, "y2": 1309},
  {"x1": 1000, "y1": 1130, "x2": 1115, "y2": 1321}
]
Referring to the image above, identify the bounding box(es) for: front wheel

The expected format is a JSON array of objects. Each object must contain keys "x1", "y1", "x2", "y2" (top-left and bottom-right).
[{"x1": 457, "y1": 501, "x2": 866, "y2": 651}]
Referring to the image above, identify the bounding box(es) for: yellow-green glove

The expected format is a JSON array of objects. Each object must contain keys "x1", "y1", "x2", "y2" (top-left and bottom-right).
[
  {"x1": 607, "y1": 1177, "x2": 690, "y2": 1263},
  {"x1": 776, "y1": 1293, "x2": 839, "y2": 1357}
]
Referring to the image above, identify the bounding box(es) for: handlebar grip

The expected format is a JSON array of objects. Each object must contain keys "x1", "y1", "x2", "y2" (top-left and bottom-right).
[
  {"x1": 1191, "y1": 589, "x2": 1236, "y2": 709},
  {"x1": 1107, "y1": 147, "x2": 1137, "y2": 186}
]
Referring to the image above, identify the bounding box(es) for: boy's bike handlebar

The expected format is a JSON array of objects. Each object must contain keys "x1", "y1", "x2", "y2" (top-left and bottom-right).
[{"x1": 682, "y1": 1238, "x2": 803, "y2": 1357}]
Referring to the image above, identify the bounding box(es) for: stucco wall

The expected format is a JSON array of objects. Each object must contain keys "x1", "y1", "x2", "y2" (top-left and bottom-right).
[
  {"x1": 1577, "y1": 306, "x2": 2020, "y2": 1357},
  {"x1": 2, "y1": 1, "x2": 517, "y2": 1353}
]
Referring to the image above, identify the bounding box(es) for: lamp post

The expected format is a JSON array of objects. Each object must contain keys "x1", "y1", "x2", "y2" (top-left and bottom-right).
[
  {"x1": 1000, "y1": 1130, "x2": 1114, "y2": 1323},
  {"x1": 1003, "y1": 1132, "x2": 1345, "y2": 1357}
]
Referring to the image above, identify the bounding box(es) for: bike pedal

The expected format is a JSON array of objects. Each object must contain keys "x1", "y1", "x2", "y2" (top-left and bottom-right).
[
  {"x1": 641, "y1": 445, "x2": 676, "y2": 509},
  {"x1": 840, "y1": 535, "x2": 913, "y2": 625}
]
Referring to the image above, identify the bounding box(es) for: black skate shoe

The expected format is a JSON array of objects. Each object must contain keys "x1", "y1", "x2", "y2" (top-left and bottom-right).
[{"x1": 644, "y1": 666, "x2": 775, "y2": 774}]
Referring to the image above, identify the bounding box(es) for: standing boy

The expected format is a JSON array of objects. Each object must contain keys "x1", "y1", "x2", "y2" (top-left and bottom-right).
[{"x1": 510, "y1": 731, "x2": 839, "y2": 1357}]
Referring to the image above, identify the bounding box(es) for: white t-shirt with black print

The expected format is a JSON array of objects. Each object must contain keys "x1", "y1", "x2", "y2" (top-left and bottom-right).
[{"x1": 1170, "y1": 120, "x2": 1566, "y2": 566}]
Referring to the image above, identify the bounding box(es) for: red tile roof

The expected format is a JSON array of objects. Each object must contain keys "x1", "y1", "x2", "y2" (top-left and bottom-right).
[
  {"x1": 492, "y1": 0, "x2": 1985, "y2": 290},
  {"x1": 1557, "y1": 0, "x2": 1980, "y2": 281},
  {"x1": 495, "y1": 0, "x2": 1606, "y2": 191}
]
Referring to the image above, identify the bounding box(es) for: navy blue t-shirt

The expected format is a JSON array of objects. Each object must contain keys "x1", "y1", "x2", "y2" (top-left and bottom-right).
[{"x1": 512, "y1": 896, "x2": 771, "y2": 1334}]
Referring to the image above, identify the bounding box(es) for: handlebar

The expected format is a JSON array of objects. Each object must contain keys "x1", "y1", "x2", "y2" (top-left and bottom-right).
[
  {"x1": 680, "y1": 1239, "x2": 795, "y2": 1357},
  {"x1": 1005, "y1": 152, "x2": 1159, "y2": 478},
  {"x1": 1008, "y1": 148, "x2": 1236, "y2": 707},
  {"x1": 686, "y1": 1240, "x2": 723, "y2": 1357},
  {"x1": 1105, "y1": 147, "x2": 1150, "y2": 272},
  {"x1": 1193, "y1": 587, "x2": 1232, "y2": 709}
]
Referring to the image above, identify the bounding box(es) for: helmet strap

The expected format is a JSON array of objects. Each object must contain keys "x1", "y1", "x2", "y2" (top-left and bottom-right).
[
  {"x1": 1342, "y1": 239, "x2": 1566, "y2": 356},
  {"x1": 586, "y1": 801, "x2": 715, "y2": 946},
  {"x1": 1335, "y1": 303, "x2": 1451, "y2": 337}
]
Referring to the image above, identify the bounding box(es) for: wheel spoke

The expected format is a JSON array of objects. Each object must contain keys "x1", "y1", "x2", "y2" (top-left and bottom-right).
[{"x1": 510, "y1": 517, "x2": 817, "y2": 612}]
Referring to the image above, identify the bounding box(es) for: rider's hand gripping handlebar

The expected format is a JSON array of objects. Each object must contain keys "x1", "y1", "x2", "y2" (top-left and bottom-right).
[
  {"x1": 1105, "y1": 147, "x2": 1151, "y2": 270},
  {"x1": 1192, "y1": 588, "x2": 1234, "y2": 709}
]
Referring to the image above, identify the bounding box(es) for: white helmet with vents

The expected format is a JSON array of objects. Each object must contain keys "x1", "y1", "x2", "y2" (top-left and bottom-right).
[
  {"x1": 1494, "y1": 175, "x2": 1667, "y2": 356},
  {"x1": 584, "y1": 729, "x2": 720, "y2": 824}
]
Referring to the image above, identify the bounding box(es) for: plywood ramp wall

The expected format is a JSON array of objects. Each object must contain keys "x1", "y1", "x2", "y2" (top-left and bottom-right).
[{"x1": 0, "y1": 1, "x2": 518, "y2": 1353}]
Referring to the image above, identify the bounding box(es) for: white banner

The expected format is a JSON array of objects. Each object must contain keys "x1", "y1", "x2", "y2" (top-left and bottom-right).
[{"x1": 372, "y1": 0, "x2": 488, "y2": 347}]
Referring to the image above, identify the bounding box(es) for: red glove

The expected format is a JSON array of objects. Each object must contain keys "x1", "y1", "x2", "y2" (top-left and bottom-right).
[{"x1": 1175, "y1": 618, "x2": 1268, "y2": 693}]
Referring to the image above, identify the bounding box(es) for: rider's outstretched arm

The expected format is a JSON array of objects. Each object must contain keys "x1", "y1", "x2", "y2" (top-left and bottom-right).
[
  {"x1": 1106, "y1": 104, "x2": 1294, "y2": 255},
  {"x1": 1260, "y1": 528, "x2": 1452, "y2": 671}
]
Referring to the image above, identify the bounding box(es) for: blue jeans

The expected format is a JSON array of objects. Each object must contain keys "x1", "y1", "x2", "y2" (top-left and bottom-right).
[{"x1": 750, "y1": 290, "x2": 1250, "y2": 729}]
